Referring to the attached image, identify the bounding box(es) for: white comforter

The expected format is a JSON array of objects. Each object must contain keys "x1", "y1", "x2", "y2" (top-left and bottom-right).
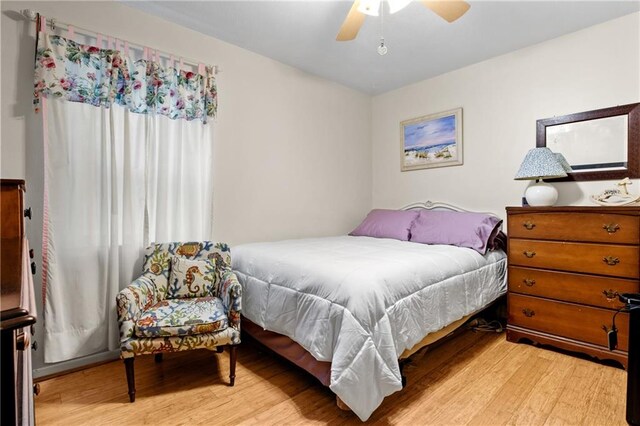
[{"x1": 232, "y1": 236, "x2": 507, "y2": 421}]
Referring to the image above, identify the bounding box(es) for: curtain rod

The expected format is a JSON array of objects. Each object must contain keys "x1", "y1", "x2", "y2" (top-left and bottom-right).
[{"x1": 20, "y1": 8, "x2": 220, "y2": 74}]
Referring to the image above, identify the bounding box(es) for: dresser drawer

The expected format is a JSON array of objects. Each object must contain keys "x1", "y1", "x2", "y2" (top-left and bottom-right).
[
  {"x1": 507, "y1": 212, "x2": 640, "y2": 244},
  {"x1": 508, "y1": 266, "x2": 639, "y2": 309},
  {"x1": 0, "y1": 184, "x2": 24, "y2": 240},
  {"x1": 508, "y1": 293, "x2": 629, "y2": 351},
  {"x1": 508, "y1": 239, "x2": 639, "y2": 279}
]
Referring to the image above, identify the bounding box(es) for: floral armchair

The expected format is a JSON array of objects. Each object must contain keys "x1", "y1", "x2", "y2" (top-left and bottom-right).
[{"x1": 116, "y1": 241, "x2": 241, "y2": 402}]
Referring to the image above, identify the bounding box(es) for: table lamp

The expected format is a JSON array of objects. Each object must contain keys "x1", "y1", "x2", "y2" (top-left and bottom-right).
[
  {"x1": 515, "y1": 147, "x2": 568, "y2": 206},
  {"x1": 554, "y1": 152, "x2": 573, "y2": 174}
]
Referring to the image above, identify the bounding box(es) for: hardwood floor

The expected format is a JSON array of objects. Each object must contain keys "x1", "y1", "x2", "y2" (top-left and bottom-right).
[{"x1": 35, "y1": 330, "x2": 628, "y2": 425}]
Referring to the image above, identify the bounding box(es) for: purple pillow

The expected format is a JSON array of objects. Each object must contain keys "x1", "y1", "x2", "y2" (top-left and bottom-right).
[
  {"x1": 409, "y1": 210, "x2": 503, "y2": 254},
  {"x1": 349, "y1": 209, "x2": 419, "y2": 241}
]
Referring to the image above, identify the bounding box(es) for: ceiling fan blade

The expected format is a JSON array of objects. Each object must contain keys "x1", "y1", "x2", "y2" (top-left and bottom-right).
[
  {"x1": 336, "y1": 0, "x2": 366, "y2": 41},
  {"x1": 421, "y1": 0, "x2": 471, "y2": 23}
]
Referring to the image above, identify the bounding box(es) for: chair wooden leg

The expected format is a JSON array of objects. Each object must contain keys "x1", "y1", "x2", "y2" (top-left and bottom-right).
[
  {"x1": 154, "y1": 353, "x2": 163, "y2": 363},
  {"x1": 124, "y1": 358, "x2": 136, "y2": 402},
  {"x1": 228, "y1": 345, "x2": 238, "y2": 386}
]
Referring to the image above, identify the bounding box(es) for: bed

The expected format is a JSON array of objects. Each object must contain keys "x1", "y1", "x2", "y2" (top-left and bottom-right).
[{"x1": 232, "y1": 201, "x2": 507, "y2": 421}]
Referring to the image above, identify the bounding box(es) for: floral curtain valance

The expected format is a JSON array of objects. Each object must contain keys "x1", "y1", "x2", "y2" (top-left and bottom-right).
[{"x1": 34, "y1": 34, "x2": 217, "y2": 123}]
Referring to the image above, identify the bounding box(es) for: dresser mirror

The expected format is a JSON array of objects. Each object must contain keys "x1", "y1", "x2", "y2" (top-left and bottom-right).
[{"x1": 536, "y1": 103, "x2": 640, "y2": 181}]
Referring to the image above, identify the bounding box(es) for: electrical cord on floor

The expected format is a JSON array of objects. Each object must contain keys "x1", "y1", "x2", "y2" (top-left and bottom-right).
[{"x1": 467, "y1": 318, "x2": 504, "y2": 333}]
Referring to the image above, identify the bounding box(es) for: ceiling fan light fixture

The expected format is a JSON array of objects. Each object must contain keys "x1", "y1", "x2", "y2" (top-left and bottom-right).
[
  {"x1": 357, "y1": 0, "x2": 381, "y2": 16},
  {"x1": 337, "y1": 0, "x2": 470, "y2": 42},
  {"x1": 387, "y1": 0, "x2": 412, "y2": 14},
  {"x1": 377, "y1": 38, "x2": 388, "y2": 55}
]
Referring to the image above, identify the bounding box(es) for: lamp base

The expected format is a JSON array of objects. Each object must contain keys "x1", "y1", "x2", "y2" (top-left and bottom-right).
[{"x1": 525, "y1": 180, "x2": 558, "y2": 206}]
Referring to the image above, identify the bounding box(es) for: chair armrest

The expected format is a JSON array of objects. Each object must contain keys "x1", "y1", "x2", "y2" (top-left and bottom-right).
[
  {"x1": 116, "y1": 274, "x2": 164, "y2": 343},
  {"x1": 219, "y1": 268, "x2": 242, "y2": 329}
]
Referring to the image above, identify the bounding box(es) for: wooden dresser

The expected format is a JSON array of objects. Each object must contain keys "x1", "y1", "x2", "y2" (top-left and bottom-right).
[
  {"x1": 506, "y1": 206, "x2": 640, "y2": 368},
  {"x1": 1, "y1": 179, "x2": 37, "y2": 425}
]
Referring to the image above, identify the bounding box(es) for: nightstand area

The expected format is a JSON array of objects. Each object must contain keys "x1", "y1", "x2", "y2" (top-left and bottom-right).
[{"x1": 505, "y1": 206, "x2": 640, "y2": 368}]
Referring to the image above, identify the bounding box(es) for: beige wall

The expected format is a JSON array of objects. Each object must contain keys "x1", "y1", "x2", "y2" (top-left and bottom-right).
[
  {"x1": 1, "y1": 1, "x2": 372, "y2": 375},
  {"x1": 371, "y1": 12, "x2": 640, "y2": 218}
]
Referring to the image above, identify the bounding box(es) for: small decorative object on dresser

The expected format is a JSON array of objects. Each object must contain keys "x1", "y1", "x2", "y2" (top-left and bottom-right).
[
  {"x1": 514, "y1": 147, "x2": 568, "y2": 206},
  {"x1": 591, "y1": 177, "x2": 640, "y2": 206},
  {"x1": 505, "y1": 205, "x2": 640, "y2": 368}
]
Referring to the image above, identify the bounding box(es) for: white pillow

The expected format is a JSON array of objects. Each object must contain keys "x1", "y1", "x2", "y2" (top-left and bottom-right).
[{"x1": 167, "y1": 257, "x2": 215, "y2": 299}]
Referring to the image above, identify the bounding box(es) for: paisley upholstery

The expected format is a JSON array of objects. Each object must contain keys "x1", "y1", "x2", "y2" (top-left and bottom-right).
[
  {"x1": 134, "y1": 297, "x2": 229, "y2": 338},
  {"x1": 116, "y1": 242, "x2": 241, "y2": 402},
  {"x1": 141, "y1": 241, "x2": 232, "y2": 297},
  {"x1": 116, "y1": 241, "x2": 241, "y2": 356},
  {"x1": 120, "y1": 327, "x2": 240, "y2": 359}
]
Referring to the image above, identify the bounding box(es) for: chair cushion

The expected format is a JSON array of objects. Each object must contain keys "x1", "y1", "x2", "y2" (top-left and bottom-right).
[
  {"x1": 134, "y1": 297, "x2": 228, "y2": 338},
  {"x1": 167, "y1": 257, "x2": 216, "y2": 298}
]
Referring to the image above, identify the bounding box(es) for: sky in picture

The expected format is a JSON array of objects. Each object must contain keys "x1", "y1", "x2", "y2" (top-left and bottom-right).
[{"x1": 404, "y1": 115, "x2": 456, "y2": 149}]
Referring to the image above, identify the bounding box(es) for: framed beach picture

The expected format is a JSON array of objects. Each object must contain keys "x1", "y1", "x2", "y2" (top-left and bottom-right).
[{"x1": 400, "y1": 108, "x2": 463, "y2": 171}]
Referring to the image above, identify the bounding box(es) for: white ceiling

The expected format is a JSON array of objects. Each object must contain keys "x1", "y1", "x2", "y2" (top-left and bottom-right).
[{"x1": 125, "y1": 1, "x2": 640, "y2": 95}]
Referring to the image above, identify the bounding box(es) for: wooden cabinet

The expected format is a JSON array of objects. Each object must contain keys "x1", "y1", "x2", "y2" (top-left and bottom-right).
[
  {"x1": 1, "y1": 179, "x2": 37, "y2": 426},
  {"x1": 506, "y1": 206, "x2": 640, "y2": 368}
]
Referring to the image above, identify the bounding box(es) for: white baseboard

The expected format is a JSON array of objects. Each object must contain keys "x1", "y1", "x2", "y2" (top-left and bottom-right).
[{"x1": 33, "y1": 349, "x2": 120, "y2": 379}]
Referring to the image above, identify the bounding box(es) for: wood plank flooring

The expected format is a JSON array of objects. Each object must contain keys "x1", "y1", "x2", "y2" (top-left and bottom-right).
[{"x1": 35, "y1": 330, "x2": 628, "y2": 425}]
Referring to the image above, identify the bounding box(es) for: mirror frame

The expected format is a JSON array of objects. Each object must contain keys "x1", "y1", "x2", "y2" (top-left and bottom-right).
[{"x1": 536, "y1": 102, "x2": 640, "y2": 182}]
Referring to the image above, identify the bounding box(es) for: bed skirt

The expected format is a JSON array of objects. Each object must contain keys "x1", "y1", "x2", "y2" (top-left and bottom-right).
[
  {"x1": 242, "y1": 318, "x2": 332, "y2": 386},
  {"x1": 241, "y1": 300, "x2": 503, "y2": 389}
]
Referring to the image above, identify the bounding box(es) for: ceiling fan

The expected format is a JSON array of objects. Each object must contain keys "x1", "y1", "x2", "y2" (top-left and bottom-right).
[{"x1": 336, "y1": 0, "x2": 471, "y2": 41}]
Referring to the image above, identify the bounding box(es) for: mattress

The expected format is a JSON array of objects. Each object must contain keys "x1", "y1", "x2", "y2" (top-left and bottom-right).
[{"x1": 232, "y1": 236, "x2": 507, "y2": 421}]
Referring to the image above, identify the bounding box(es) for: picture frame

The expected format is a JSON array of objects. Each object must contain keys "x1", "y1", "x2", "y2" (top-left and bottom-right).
[{"x1": 400, "y1": 108, "x2": 463, "y2": 172}]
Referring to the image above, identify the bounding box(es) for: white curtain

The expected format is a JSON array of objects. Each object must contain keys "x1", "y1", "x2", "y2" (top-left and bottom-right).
[
  {"x1": 43, "y1": 99, "x2": 214, "y2": 363},
  {"x1": 146, "y1": 112, "x2": 214, "y2": 242}
]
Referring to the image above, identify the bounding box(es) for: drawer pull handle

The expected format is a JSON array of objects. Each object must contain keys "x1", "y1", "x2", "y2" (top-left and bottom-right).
[
  {"x1": 603, "y1": 223, "x2": 620, "y2": 234},
  {"x1": 522, "y1": 308, "x2": 535, "y2": 318},
  {"x1": 603, "y1": 256, "x2": 620, "y2": 266},
  {"x1": 523, "y1": 221, "x2": 536, "y2": 230},
  {"x1": 523, "y1": 251, "x2": 536, "y2": 258},
  {"x1": 602, "y1": 289, "x2": 619, "y2": 300},
  {"x1": 523, "y1": 279, "x2": 536, "y2": 287},
  {"x1": 16, "y1": 332, "x2": 28, "y2": 351}
]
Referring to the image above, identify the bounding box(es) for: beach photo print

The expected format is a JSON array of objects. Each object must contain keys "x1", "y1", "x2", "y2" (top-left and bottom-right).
[{"x1": 400, "y1": 108, "x2": 463, "y2": 171}]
